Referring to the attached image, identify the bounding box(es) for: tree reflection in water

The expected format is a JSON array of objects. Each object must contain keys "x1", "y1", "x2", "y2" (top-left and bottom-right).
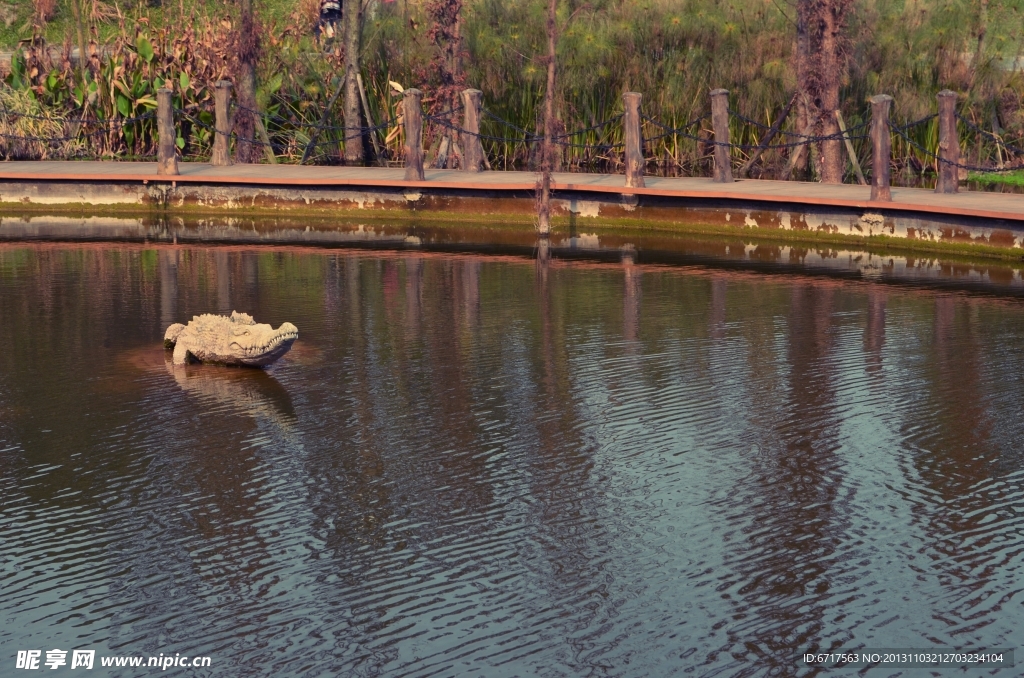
[{"x1": 1, "y1": 243, "x2": 1023, "y2": 676}]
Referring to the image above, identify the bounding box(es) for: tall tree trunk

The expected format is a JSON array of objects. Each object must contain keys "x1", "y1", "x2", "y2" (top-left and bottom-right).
[
  {"x1": 788, "y1": 0, "x2": 811, "y2": 179},
  {"x1": 537, "y1": 0, "x2": 556, "y2": 236},
  {"x1": 69, "y1": 0, "x2": 88, "y2": 88},
  {"x1": 789, "y1": 0, "x2": 850, "y2": 183},
  {"x1": 343, "y1": 0, "x2": 364, "y2": 165},
  {"x1": 234, "y1": 0, "x2": 259, "y2": 164},
  {"x1": 971, "y1": 0, "x2": 988, "y2": 88},
  {"x1": 818, "y1": 1, "x2": 845, "y2": 184},
  {"x1": 425, "y1": 0, "x2": 465, "y2": 168}
]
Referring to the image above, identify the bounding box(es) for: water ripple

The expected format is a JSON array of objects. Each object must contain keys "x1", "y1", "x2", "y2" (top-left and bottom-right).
[{"x1": 1, "y1": 246, "x2": 1023, "y2": 676}]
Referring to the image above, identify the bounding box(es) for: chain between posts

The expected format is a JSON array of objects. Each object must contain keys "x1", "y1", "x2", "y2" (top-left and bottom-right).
[
  {"x1": 14, "y1": 86, "x2": 1022, "y2": 177},
  {"x1": 0, "y1": 111, "x2": 157, "y2": 125},
  {"x1": 728, "y1": 108, "x2": 871, "y2": 139},
  {"x1": 889, "y1": 121, "x2": 1021, "y2": 173},
  {"x1": 0, "y1": 111, "x2": 157, "y2": 144},
  {"x1": 955, "y1": 112, "x2": 1024, "y2": 157},
  {"x1": 181, "y1": 112, "x2": 388, "y2": 152},
  {"x1": 640, "y1": 115, "x2": 868, "y2": 150}
]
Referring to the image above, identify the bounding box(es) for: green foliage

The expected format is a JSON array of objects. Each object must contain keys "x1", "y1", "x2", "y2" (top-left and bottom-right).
[
  {"x1": 2, "y1": 0, "x2": 1023, "y2": 174},
  {"x1": 0, "y1": 84, "x2": 85, "y2": 159},
  {"x1": 968, "y1": 169, "x2": 1024, "y2": 186}
]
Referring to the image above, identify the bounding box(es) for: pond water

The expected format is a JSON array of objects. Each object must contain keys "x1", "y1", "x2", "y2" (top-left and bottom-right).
[{"x1": 2, "y1": 242, "x2": 1023, "y2": 676}]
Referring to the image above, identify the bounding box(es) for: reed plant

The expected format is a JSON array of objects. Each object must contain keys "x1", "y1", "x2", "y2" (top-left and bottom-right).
[
  {"x1": 0, "y1": 85, "x2": 83, "y2": 159},
  {"x1": 1, "y1": 0, "x2": 1022, "y2": 179}
]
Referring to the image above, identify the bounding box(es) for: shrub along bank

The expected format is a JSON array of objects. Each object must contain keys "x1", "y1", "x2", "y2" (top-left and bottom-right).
[{"x1": 2, "y1": 0, "x2": 1023, "y2": 183}]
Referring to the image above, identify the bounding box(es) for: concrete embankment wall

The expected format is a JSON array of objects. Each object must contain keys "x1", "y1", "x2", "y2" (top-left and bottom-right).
[
  {"x1": 3, "y1": 178, "x2": 1024, "y2": 254},
  {"x1": 3, "y1": 211, "x2": 1024, "y2": 297}
]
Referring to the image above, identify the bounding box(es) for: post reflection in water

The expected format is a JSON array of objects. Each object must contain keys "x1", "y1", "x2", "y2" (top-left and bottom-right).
[
  {"x1": 1, "y1": 243, "x2": 1024, "y2": 677},
  {"x1": 622, "y1": 250, "x2": 641, "y2": 345},
  {"x1": 864, "y1": 289, "x2": 886, "y2": 374},
  {"x1": 158, "y1": 249, "x2": 178, "y2": 329}
]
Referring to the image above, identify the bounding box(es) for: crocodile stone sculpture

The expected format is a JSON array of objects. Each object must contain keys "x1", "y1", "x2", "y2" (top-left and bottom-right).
[{"x1": 164, "y1": 311, "x2": 298, "y2": 367}]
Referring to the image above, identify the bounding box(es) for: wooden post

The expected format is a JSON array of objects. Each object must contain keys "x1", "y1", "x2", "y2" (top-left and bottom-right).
[
  {"x1": 710, "y1": 89, "x2": 732, "y2": 183},
  {"x1": 157, "y1": 88, "x2": 178, "y2": 176},
  {"x1": 936, "y1": 90, "x2": 959, "y2": 194},
  {"x1": 211, "y1": 80, "x2": 232, "y2": 167},
  {"x1": 623, "y1": 92, "x2": 645, "y2": 188},
  {"x1": 461, "y1": 88, "x2": 485, "y2": 173},
  {"x1": 869, "y1": 95, "x2": 892, "y2": 202},
  {"x1": 403, "y1": 88, "x2": 424, "y2": 182}
]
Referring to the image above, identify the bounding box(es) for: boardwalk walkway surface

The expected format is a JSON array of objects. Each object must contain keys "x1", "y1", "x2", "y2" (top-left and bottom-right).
[{"x1": 2, "y1": 161, "x2": 1024, "y2": 223}]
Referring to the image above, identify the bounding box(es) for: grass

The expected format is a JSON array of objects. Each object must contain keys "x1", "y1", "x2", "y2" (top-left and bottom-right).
[
  {"x1": 0, "y1": 0, "x2": 303, "y2": 49},
  {"x1": 968, "y1": 170, "x2": 1024, "y2": 187},
  {"x1": 3, "y1": 0, "x2": 1024, "y2": 175}
]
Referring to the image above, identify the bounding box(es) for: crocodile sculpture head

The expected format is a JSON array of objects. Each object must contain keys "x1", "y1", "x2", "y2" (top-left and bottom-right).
[{"x1": 164, "y1": 311, "x2": 298, "y2": 367}]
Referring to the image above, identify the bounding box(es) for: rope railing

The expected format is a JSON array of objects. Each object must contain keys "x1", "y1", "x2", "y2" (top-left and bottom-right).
[
  {"x1": 728, "y1": 108, "x2": 871, "y2": 140},
  {"x1": 232, "y1": 92, "x2": 1020, "y2": 183},
  {"x1": 9, "y1": 83, "x2": 1020, "y2": 201},
  {"x1": 889, "y1": 120, "x2": 1021, "y2": 173},
  {"x1": 955, "y1": 112, "x2": 1024, "y2": 158},
  {"x1": 460, "y1": 109, "x2": 625, "y2": 147},
  {"x1": 0, "y1": 109, "x2": 157, "y2": 143},
  {"x1": 184, "y1": 109, "x2": 391, "y2": 143},
  {"x1": 0, "y1": 110, "x2": 157, "y2": 126},
  {"x1": 421, "y1": 110, "x2": 626, "y2": 157},
  {"x1": 638, "y1": 111, "x2": 864, "y2": 151},
  {"x1": 0, "y1": 109, "x2": 160, "y2": 160},
  {"x1": 875, "y1": 109, "x2": 1024, "y2": 178},
  {"x1": 426, "y1": 115, "x2": 533, "y2": 145},
  {"x1": 480, "y1": 109, "x2": 535, "y2": 138},
  {"x1": 643, "y1": 114, "x2": 708, "y2": 137},
  {"x1": 891, "y1": 113, "x2": 937, "y2": 132}
]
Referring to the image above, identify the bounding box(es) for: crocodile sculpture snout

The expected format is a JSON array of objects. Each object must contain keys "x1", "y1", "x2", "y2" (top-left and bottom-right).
[{"x1": 164, "y1": 311, "x2": 298, "y2": 367}]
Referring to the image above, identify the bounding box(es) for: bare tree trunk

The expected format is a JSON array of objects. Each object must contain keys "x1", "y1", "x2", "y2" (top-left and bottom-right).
[
  {"x1": 789, "y1": 0, "x2": 850, "y2": 183},
  {"x1": 425, "y1": 0, "x2": 465, "y2": 168},
  {"x1": 234, "y1": 0, "x2": 260, "y2": 164},
  {"x1": 818, "y1": 0, "x2": 845, "y2": 183},
  {"x1": 537, "y1": 0, "x2": 556, "y2": 236},
  {"x1": 69, "y1": 0, "x2": 88, "y2": 87},
  {"x1": 343, "y1": 0, "x2": 364, "y2": 165},
  {"x1": 788, "y1": 0, "x2": 811, "y2": 179},
  {"x1": 970, "y1": 0, "x2": 988, "y2": 88}
]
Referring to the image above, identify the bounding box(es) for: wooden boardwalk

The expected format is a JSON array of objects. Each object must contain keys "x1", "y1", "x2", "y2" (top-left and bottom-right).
[{"x1": 2, "y1": 161, "x2": 1024, "y2": 223}]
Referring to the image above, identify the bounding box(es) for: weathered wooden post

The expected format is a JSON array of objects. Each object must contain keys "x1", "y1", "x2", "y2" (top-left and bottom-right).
[
  {"x1": 461, "y1": 88, "x2": 485, "y2": 173},
  {"x1": 935, "y1": 90, "x2": 959, "y2": 194},
  {"x1": 211, "y1": 80, "x2": 232, "y2": 167},
  {"x1": 403, "y1": 88, "x2": 424, "y2": 181},
  {"x1": 869, "y1": 94, "x2": 893, "y2": 202},
  {"x1": 623, "y1": 92, "x2": 645, "y2": 188},
  {"x1": 157, "y1": 88, "x2": 178, "y2": 176},
  {"x1": 710, "y1": 89, "x2": 732, "y2": 183}
]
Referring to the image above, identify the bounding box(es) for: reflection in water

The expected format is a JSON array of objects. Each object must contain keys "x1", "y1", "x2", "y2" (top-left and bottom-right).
[
  {"x1": 864, "y1": 289, "x2": 886, "y2": 374},
  {"x1": 2, "y1": 243, "x2": 1024, "y2": 676},
  {"x1": 164, "y1": 358, "x2": 297, "y2": 431},
  {"x1": 159, "y1": 249, "x2": 179, "y2": 329},
  {"x1": 709, "y1": 276, "x2": 727, "y2": 340},
  {"x1": 215, "y1": 250, "x2": 231, "y2": 313},
  {"x1": 623, "y1": 251, "x2": 641, "y2": 344}
]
